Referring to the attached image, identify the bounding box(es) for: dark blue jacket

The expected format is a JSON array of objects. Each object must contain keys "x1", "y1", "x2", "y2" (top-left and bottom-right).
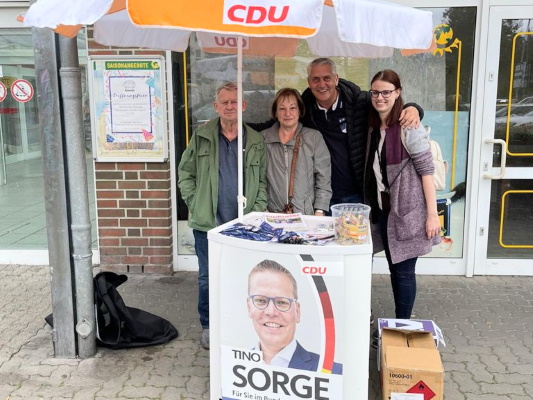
[
  {"x1": 288, "y1": 341, "x2": 343, "y2": 375},
  {"x1": 301, "y1": 79, "x2": 423, "y2": 195}
]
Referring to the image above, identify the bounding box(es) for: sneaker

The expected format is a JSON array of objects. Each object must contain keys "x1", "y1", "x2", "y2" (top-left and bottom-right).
[{"x1": 200, "y1": 328, "x2": 210, "y2": 350}]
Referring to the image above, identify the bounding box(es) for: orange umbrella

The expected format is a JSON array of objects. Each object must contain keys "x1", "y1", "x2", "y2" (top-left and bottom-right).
[
  {"x1": 22, "y1": 0, "x2": 433, "y2": 57},
  {"x1": 21, "y1": 0, "x2": 434, "y2": 219}
]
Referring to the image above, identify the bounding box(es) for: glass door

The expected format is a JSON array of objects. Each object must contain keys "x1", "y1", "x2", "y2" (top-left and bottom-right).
[
  {"x1": 0, "y1": 27, "x2": 97, "y2": 257},
  {"x1": 0, "y1": 65, "x2": 40, "y2": 167},
  {"x1": 476, "y1": 7, "x2": 533, "y2": 275}
]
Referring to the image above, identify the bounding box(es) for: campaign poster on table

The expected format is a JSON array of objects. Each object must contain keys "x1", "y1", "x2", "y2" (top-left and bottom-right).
[
  {"x1": 88, "y1": 56, "x2": 167, "y2": 161},
  {"x1": 219, "y1": 249, "x2": 345, "y2": 400}
]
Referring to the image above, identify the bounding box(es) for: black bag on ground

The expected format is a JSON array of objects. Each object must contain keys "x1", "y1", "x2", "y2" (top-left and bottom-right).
[{"x1": 94, "y1": 271, "x2": 178, "y2": 349}]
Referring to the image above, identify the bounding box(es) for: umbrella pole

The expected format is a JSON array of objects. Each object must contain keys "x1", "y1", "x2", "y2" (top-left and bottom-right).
[{"x1": 237, "y1": 36, "x2": 245, "y2": 221}]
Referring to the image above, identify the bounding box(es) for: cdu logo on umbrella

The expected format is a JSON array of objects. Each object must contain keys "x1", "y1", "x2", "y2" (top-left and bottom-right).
[
  {"x1": 222, "y1": 0, "x2": 323, "y2": 31},
  {"x1": 225, "y1": 3, "x2": 290, "y2": 25}
]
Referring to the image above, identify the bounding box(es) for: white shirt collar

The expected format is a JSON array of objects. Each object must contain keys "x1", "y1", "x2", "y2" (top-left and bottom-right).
[
  {"x1": 316, "y1": 92, "x2": 340, "y2": 111},
  {"x1": 256, "y1": 339, "x2": 298, "y2": 368}
]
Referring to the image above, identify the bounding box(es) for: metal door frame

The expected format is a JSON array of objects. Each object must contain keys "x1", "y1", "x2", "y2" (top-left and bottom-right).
[{"x1": 473, "y1": 5, "x2": 533, "y2": 275}]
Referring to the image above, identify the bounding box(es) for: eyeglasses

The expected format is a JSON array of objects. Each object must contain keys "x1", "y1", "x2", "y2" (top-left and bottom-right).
[
  {"x1": 248, "y1": 295, "x2": 297, "y2": 312},
  {"x1": 369, "y1": 89, "x2": 396, "y2": 99}
]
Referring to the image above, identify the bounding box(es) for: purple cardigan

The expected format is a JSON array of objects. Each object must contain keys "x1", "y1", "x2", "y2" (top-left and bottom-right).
[{"x1": 364, "y1": 124, "x2": 441, "y2": 264}]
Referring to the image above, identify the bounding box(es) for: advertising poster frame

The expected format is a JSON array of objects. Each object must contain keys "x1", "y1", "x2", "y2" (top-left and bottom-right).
[
  {"x1": 208, "y1": 212, "x2": 374, "y2": 400},
  {"x1": 219, "y1": 251, "x2": 345, "y2": 400},
  {"x1": 88, "y1": 55, "x2": 168, "y2": 162}
]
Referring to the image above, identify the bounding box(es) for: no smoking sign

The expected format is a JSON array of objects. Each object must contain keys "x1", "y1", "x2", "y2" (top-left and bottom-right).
[
  {"x1": 11, "y1": 79, "x2": 34, "y2": 103},
  {"x1": 0, "y1": 82, "x2": 6, "y2": 102}
]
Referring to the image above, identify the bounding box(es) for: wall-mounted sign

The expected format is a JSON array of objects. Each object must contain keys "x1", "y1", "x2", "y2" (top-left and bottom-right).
[
  {"x1": 0, "y1": 82, "x2": 6, "y2": 102},
  {"x1": 10, "y1": 79, "x2": 34, "y2": 103},
  {"x1": 88, "y1": 56, "x2": 168, "y2": 162}
]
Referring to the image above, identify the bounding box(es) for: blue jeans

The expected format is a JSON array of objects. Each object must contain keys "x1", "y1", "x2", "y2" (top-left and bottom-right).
[
  {"x1": 327, "y1": 193, "x2": 363, "y2": 216},
  {"x1": 379, "y1": 211, "x2": 417, "y2": 319},
  {"x1": 193, "y1": 229, "x2": 209, "y2": 329}
]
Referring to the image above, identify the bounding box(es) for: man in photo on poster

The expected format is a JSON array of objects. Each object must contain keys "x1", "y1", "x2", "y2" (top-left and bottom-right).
[{"x1": 247, "y1": 259, "x2": 343, "y2": 374}]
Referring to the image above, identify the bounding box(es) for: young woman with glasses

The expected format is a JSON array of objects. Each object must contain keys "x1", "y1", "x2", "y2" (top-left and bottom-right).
[{"x1": 364, "y1": 70, "x2": 441, "y2": 328}]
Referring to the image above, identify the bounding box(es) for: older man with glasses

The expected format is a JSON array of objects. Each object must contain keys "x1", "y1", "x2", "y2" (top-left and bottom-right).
[{"x1": 247, "y1": 259, "x2": 342, "y2": 374}]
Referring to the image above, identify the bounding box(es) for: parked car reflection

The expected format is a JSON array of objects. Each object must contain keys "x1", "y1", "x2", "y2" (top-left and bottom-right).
[
  {"x1": 495, "y1": 109, "x2": 533, "y2": 127},
  {"x1": 495, "y1": 96, "x2": 533, "y2": 119},
  {"x1": 494, "y1": 100, "x2": 533, "y2": 162}
]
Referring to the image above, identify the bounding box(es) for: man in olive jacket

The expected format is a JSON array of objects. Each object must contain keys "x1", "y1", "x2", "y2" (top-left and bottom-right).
[{"x1": 178, "y1": 82, "x2": 267, "y2": 350}]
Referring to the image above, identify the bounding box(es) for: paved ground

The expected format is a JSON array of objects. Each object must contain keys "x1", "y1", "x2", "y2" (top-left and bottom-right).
[{"x1": 0, "y1": 264, "x2": 532, "y2": 399}]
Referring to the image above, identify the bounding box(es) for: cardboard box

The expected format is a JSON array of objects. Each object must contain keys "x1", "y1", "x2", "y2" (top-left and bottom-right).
[
  {"x1": 378, "y1": 319, "x2": 446, "y2": 348},
  {"x1": 380, "y1": 329, "x2": 444, "y2": 400},
  {"x1": 377, "y1": 319, "x2": 446, "y2": 372}
]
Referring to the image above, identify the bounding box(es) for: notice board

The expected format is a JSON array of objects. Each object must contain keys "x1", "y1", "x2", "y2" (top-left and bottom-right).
[{"x1": 88, "y1": 56, "x2": 167, "y2": 162}]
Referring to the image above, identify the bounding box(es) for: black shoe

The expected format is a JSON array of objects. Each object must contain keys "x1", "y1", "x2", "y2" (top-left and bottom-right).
[{"x1": 371, "y1": 329, "x2": 379, "y2": 349}]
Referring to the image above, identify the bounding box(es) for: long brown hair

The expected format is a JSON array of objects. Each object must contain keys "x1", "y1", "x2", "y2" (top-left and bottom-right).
[{"x1": 368, "y1": 69, "x2": 404, "y2": 129}]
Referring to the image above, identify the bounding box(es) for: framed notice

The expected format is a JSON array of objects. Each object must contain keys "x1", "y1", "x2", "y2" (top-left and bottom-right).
[
  {"x1": 219, "y1": 250, "x2": 345, "y2": 400},
  {"x1": 88, "y1": 56, "x2": 167, "y2": 161}
]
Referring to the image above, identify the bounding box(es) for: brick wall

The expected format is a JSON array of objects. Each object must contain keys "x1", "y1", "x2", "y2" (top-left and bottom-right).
[{"x1": 88, "y1": 29, "x2": 173, "y2": 274}]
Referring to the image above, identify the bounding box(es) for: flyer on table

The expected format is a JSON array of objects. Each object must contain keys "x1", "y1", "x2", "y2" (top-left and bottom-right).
[{"x1": 219, "y1": 249, "x2": 345, "y2": 400}]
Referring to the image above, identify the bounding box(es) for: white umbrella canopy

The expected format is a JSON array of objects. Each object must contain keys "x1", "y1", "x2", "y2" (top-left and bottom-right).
[
  {"x1": 21, "y1": 0, "x2": 434, "y2": 219},
  {"x1": 94, "y1": 6, "x2": 396, "y2": 58},
  {"x1": 23, "y1": 0, "x2": 433, "y2": 58}
]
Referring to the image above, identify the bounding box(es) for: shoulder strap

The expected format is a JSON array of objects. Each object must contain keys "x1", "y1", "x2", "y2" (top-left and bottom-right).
[
  {"x1": 387, "y1": 128, "x2": 411, "y2": 189},
  {"x1": 288, "y1": 133, "x2": 301, "y2": 202},
  {"x1": 400, "y1": 127, "x2": 410, "y2": 155}
]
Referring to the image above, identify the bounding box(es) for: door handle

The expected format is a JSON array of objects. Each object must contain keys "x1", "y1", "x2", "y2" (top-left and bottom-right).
[{"x1": 483, "y1": 138, "x2": 507, "y2": 179}]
